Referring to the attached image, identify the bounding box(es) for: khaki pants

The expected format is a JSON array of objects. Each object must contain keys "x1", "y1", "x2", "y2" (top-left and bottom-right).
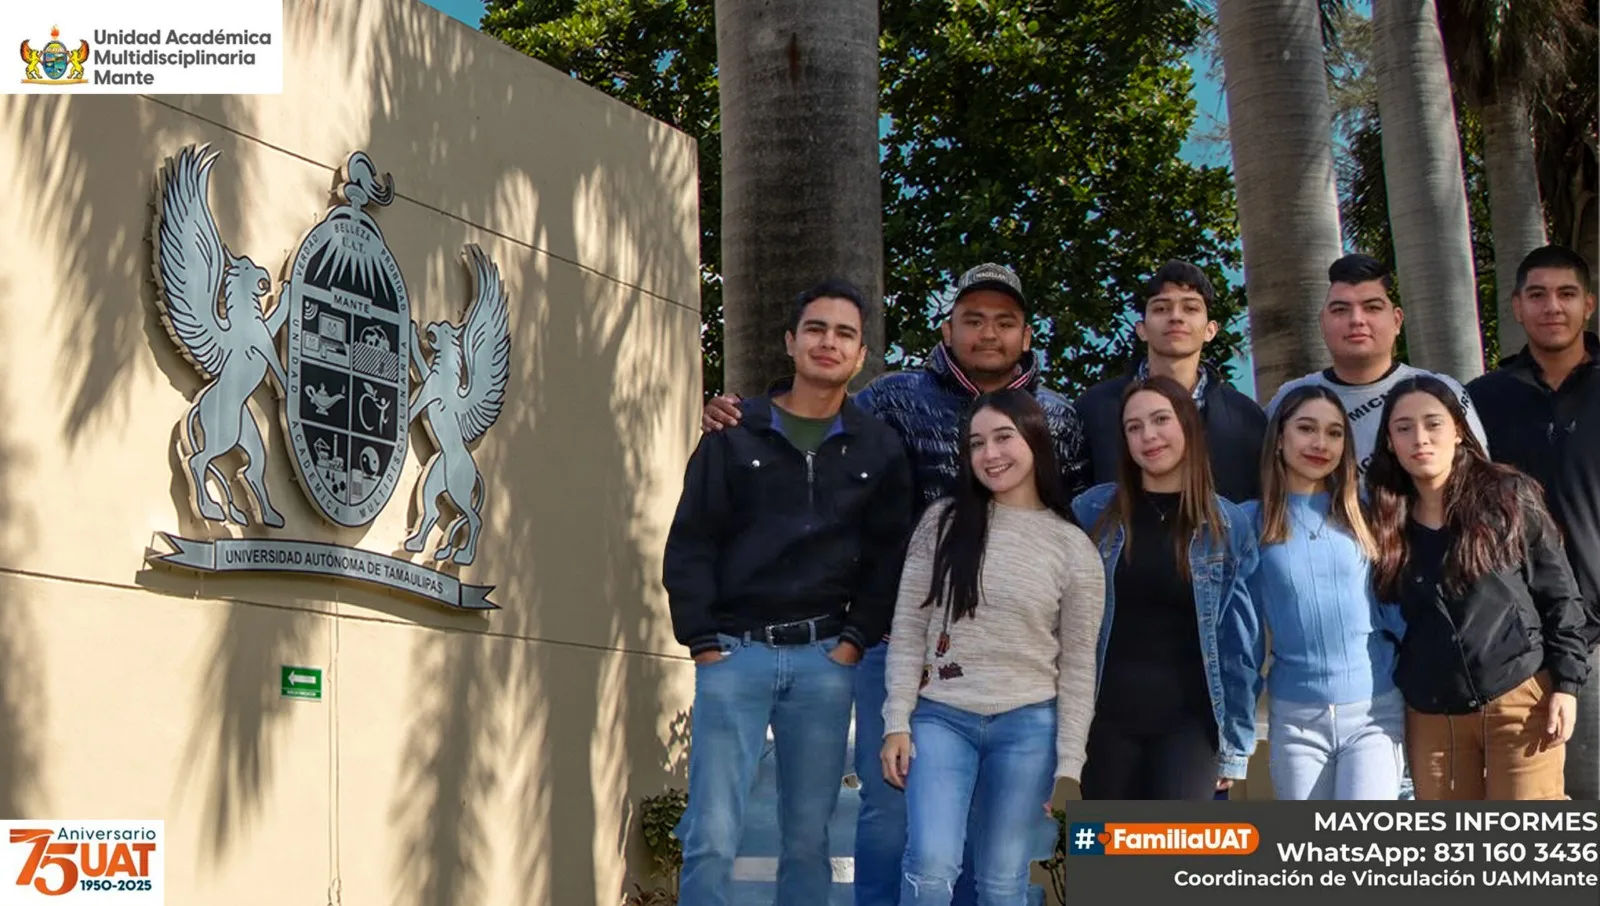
[{"x1": 1405, "y1": 672, "x2": 1567, "y2": 800}]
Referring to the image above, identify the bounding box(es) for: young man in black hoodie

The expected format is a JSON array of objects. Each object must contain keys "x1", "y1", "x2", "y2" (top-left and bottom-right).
[
  {"x1": 663, "y1": 279, "x2": 913, "y2": 906},
  {"x1": 1076, "y1": 260, "x2": 1267, "y2": 502},
  {"x1": 1467, "y1": 244, "x2": 1600, "y2": 800}
]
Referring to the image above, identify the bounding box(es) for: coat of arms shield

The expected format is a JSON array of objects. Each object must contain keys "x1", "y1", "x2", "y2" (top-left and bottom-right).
[{"x1": 280, "y1": 152, "x2": 411, "y2": 527}]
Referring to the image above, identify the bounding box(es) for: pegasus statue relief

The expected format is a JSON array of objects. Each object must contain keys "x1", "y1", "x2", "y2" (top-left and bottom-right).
[
  {"x1": 404, "y1": 245, "x2": 511, "y2": 566},
  {"x1": 153, "y1": 144, "x2": 288, "y2": 528}
]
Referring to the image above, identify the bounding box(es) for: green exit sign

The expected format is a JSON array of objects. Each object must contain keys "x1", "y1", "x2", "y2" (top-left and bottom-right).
[{"x1": 281, "y1": 666, "x2": 323, "y2": 701}]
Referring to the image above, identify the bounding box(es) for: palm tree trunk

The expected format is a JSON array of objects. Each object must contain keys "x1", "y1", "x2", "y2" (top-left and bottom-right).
[
  {"x1": 1481, "y1": 88, "x2": 1547, "y2": 362},
  {"x1": 1568, "y1": 149, "x2": 1600, "y2": 332},
  {"x1": 1372, "y1": 0, "x2": 1485, "y2": 379},
  {"x1": 1217, "y1": 0, "x2": 1344, "y2": 404},
  {"x1": 715, "y1": 0, "x2": 884, "y2": 398}
]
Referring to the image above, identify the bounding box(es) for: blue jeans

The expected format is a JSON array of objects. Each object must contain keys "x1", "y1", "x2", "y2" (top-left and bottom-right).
[
  {"x1": 676, "y1": 633, "x2": 856, "y2": 906},
  {"x1": 1268, "y1": 688, "x2": 1406, "y2": 800},
  {"x1": 854, "y1": 643, "x2": 983, "y2": 906},
  {"x1": 900, "y1": 699, "x2": 1057, "y2": 906}
]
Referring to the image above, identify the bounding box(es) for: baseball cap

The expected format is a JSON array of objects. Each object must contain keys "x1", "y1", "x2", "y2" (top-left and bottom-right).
[{"x1": 952, "y1": 262, "x2": 1027, "y2": 310}]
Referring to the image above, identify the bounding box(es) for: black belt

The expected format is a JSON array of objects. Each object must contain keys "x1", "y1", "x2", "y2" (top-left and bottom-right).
[{"x1": 738, "y1": 614, "x2": 843, "y2": 647}]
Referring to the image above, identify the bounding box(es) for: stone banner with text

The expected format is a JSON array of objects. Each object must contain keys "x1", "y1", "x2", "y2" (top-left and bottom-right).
[{"x1": 148, "y1": 533, "x2": 497, "y2": 611}]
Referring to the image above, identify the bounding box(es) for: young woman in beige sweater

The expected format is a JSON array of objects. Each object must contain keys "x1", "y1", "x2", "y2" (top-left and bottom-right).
[{"x1": 880, "y1": 389, "x2": 1104, "y2": 904}]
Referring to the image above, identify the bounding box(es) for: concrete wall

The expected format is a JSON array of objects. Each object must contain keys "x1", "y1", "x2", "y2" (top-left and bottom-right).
[{"x1": 0, "y1": 1, "x2": 701, "y2": 903}]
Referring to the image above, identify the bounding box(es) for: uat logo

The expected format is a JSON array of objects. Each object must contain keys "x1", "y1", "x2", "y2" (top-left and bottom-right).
[
  {"x1": 2, "y1": 821, "x2": 162, "y2": 903},
  {"x1": 20, "y1": 26, "x2": 90, "y2": 85}
]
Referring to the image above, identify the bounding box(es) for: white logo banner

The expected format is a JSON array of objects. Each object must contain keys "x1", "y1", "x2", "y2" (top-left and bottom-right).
[{"x1": 3, "y1": 0, "x2": 283, "y2": 95}]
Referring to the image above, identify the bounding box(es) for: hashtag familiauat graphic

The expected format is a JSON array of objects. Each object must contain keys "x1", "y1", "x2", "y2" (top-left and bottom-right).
[{"x1": 1068, "y1": 822, "x2": 1106, "y2": 855}]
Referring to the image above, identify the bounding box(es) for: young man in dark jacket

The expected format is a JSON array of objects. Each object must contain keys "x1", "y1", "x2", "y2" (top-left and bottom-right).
[
  {"x1": 664, "y1": 279, "x2": 914, "y2": 906},
  {"x1": 1076, "y1": 260, "x2": 1266, "y2": 502},
  {"x1": 699, "y1": 262, "x2": 1086, "y2": 906},
  {"x1": 1467, "y1": 244, "x2": 1600, "y2": 800}
]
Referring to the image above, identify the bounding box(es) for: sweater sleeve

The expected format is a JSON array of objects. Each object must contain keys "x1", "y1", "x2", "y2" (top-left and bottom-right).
[
  {"x1": 1055, "y1": 528, "x2": 1106, "y2": 781},
  {"x1": 882, "y1": 503, "x2": 945, "y2": 737}
]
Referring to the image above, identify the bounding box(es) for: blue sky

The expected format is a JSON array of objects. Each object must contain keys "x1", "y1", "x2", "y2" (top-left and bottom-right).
[
  {"x1": 426, "y1": 0, "x2": 486, "y2": 27},
  {"x1": 417, "y1": 0, "x2": 1257, "y2": 392}
]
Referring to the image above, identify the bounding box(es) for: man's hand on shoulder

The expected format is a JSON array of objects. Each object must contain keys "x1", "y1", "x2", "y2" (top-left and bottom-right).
[{"x1": 701, "y1": 394, "x2": 742, "y2": 433}]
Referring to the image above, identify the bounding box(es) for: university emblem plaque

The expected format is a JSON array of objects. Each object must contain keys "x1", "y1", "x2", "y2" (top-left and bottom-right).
[
  {"x1": 146, "y1": 143, "x2": 510, "y2": 611},
  {"x1": 281, "y1": 153, "x2": 411, "y2": 527}
]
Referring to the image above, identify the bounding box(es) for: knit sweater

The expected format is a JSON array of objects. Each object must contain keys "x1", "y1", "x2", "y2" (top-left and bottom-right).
[
  {"x1": 1242, "y1": 493, "x2": 1397, "y2": 705},
  {"x1": 883, "y1": 499, "x2": 1105, "y2": 780}
]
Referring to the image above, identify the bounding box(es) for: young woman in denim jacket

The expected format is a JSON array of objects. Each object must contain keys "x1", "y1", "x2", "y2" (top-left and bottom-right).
[
  {"x1": 881, "y1": 390, "x2": 1104, "y2": 903},
  {"x1": 1241, "y1": 385, "x2": 1404, "y2": 799},
  {"x1": 1070, "y1": 375, "x2": 1262, "y2": 799}
]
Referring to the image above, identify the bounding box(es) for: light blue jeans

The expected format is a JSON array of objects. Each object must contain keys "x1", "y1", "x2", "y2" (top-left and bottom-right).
[
  {"x1": 854, "y1": 642, "x2": 983, "y2": 906},
  {"x1": 1268, "y1": 687, "x2": 1406, "y2": 800},
  {"x1": 900, "y1": 698, "x2": 1057, "y2": 905},
  {"x1": 675, "y1": 633, "x2": 856, "y2": 906}
]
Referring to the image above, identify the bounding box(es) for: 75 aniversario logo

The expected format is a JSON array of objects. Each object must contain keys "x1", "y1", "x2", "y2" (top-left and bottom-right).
[{"x1": 0, "y1": 821, "x2": 162, "y2": 903}]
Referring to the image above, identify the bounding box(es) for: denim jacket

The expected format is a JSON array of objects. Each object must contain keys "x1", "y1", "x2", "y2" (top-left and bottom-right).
[{"x1": 1070, "y1": 483, "x2": 1263, "y2": 779}]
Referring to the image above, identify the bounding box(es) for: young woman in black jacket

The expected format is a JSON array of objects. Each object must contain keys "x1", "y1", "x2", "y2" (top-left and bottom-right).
[{"x1": 1368, "y1": 376, "x2": 1591, "y2": 799}]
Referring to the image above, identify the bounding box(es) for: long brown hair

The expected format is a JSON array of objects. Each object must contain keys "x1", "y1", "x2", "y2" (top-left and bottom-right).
[
  {"x1": 1258, "y1": 384, "x2": 1377, "y2": 558},
  {"x1": 1368, "y1": 376, "x2": 1551, "y2": 600},
  {"x1": 1091, "y1": 375, "x2": 1223, "y2": 580},
  {"x1": 924, "y1": 389, "x2": 1077, "y2": 621}
]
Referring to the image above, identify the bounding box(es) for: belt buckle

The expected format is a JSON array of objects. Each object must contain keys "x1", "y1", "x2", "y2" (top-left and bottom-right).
[{"x1": 765, "y1": 618, "x2": 809, "y2": 646}]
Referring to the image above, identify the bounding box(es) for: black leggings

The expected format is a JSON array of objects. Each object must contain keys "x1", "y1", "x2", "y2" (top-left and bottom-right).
[{"x1": 1080, "y1": 713, "x2": 1219, "y2": 800}]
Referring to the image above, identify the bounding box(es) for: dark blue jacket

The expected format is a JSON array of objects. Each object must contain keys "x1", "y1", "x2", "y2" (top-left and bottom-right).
[
  {"x1": 1076, "y1": 362, "x2": 1267, "y2": 504},
  {"x1": 663, "y1": 390, "x2": 914, "y2": 656},
  {"x1": 853, "y1": 343, "x2": 1090, "y2": 512}
]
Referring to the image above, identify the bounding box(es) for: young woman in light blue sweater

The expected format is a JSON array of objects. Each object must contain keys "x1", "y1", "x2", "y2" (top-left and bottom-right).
[{"x1": 1242, "y1": 384, "x2": 1403, "y2": 800}]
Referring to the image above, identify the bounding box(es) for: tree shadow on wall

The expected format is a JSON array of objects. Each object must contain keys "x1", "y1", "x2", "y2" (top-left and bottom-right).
[
  {"x1": 2, "y1": 82, "x2": 343, "y2": 871},
  {"x1": 388, "y1": 135, "x2": 700, "y2": 906},
  {"x1": 2, "y1": 2, "x2": 702, "y2": 899},
  {"x1": 360, "y1": 5, "x2": 703, "y2": 906},
  {"x1": 0, "y1": 278, "x2": 44, "y2": 821}
]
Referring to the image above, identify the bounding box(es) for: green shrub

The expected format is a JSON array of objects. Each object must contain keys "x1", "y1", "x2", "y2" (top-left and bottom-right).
[{"x1": 623, "y1": 788, "x2": 688, "y2": 906}]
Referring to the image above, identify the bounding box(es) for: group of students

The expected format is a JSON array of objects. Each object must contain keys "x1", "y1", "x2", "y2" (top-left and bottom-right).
[{"x1": 662, "y1": 248, "x2": 1600, "y2": 906}]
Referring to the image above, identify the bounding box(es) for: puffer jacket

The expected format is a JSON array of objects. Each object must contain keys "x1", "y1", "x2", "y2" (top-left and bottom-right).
[{"x1": 853, "y1": 343, "x2": 1090, "y2": 512}]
